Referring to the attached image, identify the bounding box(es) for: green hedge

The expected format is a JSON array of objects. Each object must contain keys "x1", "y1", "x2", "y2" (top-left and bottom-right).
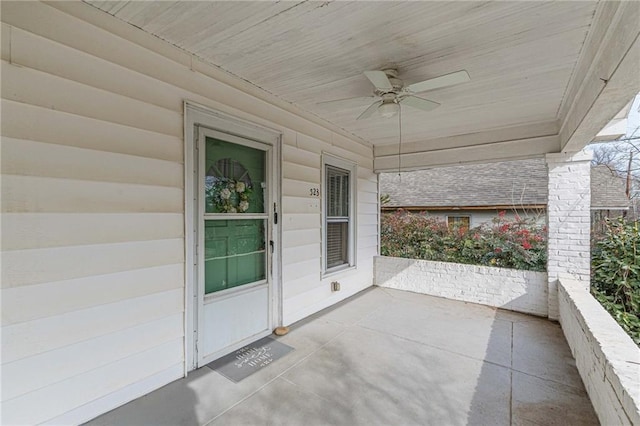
[
  {"x1": 591, "y1": 218, "x2": 640, "y2": 346},
  {"x1": 381, "y1": 210, "x2": 547, "y2": 272}
]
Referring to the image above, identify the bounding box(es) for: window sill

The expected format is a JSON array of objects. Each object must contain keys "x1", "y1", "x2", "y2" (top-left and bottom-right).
[{"x1": 322, "y1": 264, "x2": 357, "y2": 278}]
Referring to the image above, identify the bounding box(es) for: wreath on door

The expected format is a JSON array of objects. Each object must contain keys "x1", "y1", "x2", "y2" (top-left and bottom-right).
[{"x1": 206, "y1": 159, "x2": 254, "y2": 213}]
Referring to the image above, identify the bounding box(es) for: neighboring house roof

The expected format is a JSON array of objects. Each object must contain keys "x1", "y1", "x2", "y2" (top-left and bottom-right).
[
  {"x1": 591, "y1": 165, "x2": 630, "y2": 209},
  {"x1": 380, "y1": 159, "x2": 548, "y2": 209},
  {"x1": 380, "y1": 159, "x2": 629, "y2": 210}
]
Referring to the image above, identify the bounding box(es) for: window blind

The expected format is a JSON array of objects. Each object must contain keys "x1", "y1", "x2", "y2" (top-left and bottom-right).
[
  {"x1": 326, "y1": 165, "x2": 350, "y2": 269},
  {"x1": 326, "y1": 221, "x2": 348, "y2": 268},
  {"x1": 327, "y1": 166, "x2": 349, "y2": 217}
]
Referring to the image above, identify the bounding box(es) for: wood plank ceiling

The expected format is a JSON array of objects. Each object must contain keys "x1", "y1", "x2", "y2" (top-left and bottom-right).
[{"x1": 86, "y1": 1, "x2": 598, "y2": 147}]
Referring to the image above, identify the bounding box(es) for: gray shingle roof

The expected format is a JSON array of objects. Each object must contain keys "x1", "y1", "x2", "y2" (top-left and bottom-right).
[
  {"x1": 591, "y1": 165, "x2": 630, "y2": 209},
  {"x1": 380, "y1": 159, "x2": 628, "y2": 210}
]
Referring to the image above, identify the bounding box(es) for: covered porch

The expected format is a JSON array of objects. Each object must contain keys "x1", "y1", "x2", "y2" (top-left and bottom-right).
[
  {"x1": 1, "y1": 1, "x2": 639, "y2": 424},
  {"x1": 87, "y1": 287, "x2": 597, "y2": 426}
]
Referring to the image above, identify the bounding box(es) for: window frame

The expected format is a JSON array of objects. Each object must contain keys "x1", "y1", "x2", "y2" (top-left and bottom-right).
[
  {"x1": 322, "y1": 153, "x2": 357, "y2": 275},
  {"x1": 446, "y1": 215, "x2": 471, "y2": 229}
]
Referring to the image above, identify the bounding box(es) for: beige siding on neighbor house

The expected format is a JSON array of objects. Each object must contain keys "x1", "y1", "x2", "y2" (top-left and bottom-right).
[
  {"x1": 408, "y1": 209, "x2": 546, "y2": 229},
  {"x1": 0, "y1": 2, "x2": 376, "y2": 424}
]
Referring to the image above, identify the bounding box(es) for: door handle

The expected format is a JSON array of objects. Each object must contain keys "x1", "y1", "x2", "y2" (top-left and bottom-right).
[{"x1": 270, "y1": 240, "x2": 274, "y2": 254}]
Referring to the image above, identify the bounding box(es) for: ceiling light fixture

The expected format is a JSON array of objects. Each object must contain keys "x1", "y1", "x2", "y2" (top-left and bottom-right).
[{"x1": 379, "y1": 101, "x2": 399, "y2": 119}]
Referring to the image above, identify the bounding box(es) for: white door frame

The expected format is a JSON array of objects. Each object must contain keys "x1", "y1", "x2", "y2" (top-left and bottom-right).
[{"x1": 184, "y1": 102, "x2": 282, "y2": 373}]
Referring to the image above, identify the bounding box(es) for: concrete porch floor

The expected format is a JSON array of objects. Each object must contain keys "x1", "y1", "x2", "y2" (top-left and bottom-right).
[{"x1": 87, "y1": 287, "x2": 598, "y2": 426}]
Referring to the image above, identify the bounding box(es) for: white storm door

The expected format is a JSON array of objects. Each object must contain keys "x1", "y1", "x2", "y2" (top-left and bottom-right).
[{"x1": 196, "y1": 128, "x2": 274, "y2": 366}]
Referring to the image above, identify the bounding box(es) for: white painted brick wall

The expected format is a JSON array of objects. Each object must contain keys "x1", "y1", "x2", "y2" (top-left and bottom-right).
[
  {"x1": 558, "y1": 279, "x2": 640, "y2": 426},
  {"x1": 546, "y1": 152, "x2": 592, "y2": 320},
  {"x1": 374, "y1": 256, "x2": 548, "y2": 316}
]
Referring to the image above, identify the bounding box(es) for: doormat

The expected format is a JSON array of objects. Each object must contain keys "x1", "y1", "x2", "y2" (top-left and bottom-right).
[{"x1": 206, "y1": 336, "x2": 294, "y2": 383}]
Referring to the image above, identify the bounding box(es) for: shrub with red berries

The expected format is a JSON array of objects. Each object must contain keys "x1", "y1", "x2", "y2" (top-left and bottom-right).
[{"x1": 380, "y1": 210, "x2": 546, "y2": 271}]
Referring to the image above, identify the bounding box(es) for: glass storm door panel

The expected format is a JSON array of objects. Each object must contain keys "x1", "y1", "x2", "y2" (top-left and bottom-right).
[
  {"x1": 197, "y1": 131, "x2": 273, "y2": 365},
  {"x1": 204, "y1": 138, "x2": 266, "y2": 215},
  {"x1": 203, "y1": 138, "x2": 267, "y2": 294}
]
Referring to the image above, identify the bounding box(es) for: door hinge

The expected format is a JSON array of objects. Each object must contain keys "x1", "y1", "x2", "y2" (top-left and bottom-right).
[{"x1": 273, "y1": 203, "x2": 278, "y2": 224}]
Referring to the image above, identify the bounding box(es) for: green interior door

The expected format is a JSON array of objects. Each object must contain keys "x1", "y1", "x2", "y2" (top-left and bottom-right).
[
  {"x1": 203, "y1": 138, "x2": 268, "y2": 294},
  {"x1": 205, "y1": 220, "x2": 265, "y2": 293}
]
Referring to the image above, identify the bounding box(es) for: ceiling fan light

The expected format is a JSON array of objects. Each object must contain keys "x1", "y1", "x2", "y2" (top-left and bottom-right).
[{"x1": 379, "y1": 101, "x2": 399, "y2": 119}]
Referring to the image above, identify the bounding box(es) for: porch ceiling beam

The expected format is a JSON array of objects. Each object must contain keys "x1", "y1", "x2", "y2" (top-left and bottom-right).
[
  {"x1": 374, "y1": 120, "x2": 558, "y2": 157},
  {"x1": 558, "y1": 1, "x2": 640, "y2": 152},
  {"x1": 374, "y1": 134, "x2": 559, "y2": 172},
  {"x1": 373, "y1": 120, "x2": 559, "y2": 172}
]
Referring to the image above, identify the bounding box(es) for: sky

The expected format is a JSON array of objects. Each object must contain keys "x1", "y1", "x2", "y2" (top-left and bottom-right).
[{"x1": 626, "y1": 92, "x2": 640, "y2": 138}]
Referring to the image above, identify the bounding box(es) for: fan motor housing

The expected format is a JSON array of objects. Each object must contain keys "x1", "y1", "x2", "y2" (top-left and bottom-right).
[{"x1": 378, "y1": 69, "x2": 404, "y2": 94}]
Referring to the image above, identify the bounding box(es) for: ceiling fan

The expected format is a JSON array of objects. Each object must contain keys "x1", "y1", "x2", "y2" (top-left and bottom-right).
[{"x1": 319, "y1": 68, "x2": 470, "y2": 120}]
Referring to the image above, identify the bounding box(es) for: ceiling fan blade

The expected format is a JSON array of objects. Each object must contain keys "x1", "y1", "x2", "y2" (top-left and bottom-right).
[
  {"x1": 356, "y1": 101, "x2": 383, "y2": 120},
  {"x1": 316, "y1": 96, "x2": 376, "y2": 106},
  {"x1": 364, "y1": 71, "x2": 393, "y2": 91},
  {"x1": 406, "y1": 70, "x2": 470, "y2": 94},
  {"x1": 399, "y1": 96, "x2": 440, "y2": 112}
]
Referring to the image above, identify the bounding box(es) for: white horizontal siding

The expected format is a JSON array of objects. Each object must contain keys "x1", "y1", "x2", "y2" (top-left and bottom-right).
[
  {"x1": 2, "y1": 313, "x2": 184, "y2": 401},
  {"x1": 283, "y1": 258, "x2": 321, "y2": 283},
  {"x1": 359, "y1": 224, "x2": 378, "y2": 238},
  {"x1": 46, "y1": 365, "x2": 184, "y2": 426},
  {"x1": 2, "y1": 174, "x2": 183, "y2": 213},
  {"x1": 282, "y1": 177, "x2": 322, "y2": 198},
  {"x1": 282, "y1": 228, "x2": 320, "y2": 249},
  {"x1": 281, "y1": 243, "x2": 320, "y2": 267},
  {"x1": 359, "y1": 235, "x2": 379, "y2": 250},
  {"x1": 2, "y1": 213, "x2": 183, "y2": 251},
  {"x1": 359, "y1": 213, "x2": 379, "y2": 226},
  {"x1": 1, "y1": 60, "x2": 182, "y2": 137},
  {"x1": 293, "y1": 133, "x2": 372, "y2": 166},
  {"x1": 281, "y1": 213, "x2": 320, "y2": 232},
  {"x1": 283, "y1": 143, "x2": 319, "y2": 169},
  {"x1": 358, "y1": 249, "x2": 379, "y2": 267},
  {"x1": 282, "y1": 265, "x2": 375, "y2": 324},
  {"x1": 282, "y1": 195, "x2": 322, "y2": 214},
  {"x1": 1, "y1": 264, "x2": 184, "y2": 326},
  {"x1": 1, "y1": 339, "x2": 183, "y2": 425},
  {"x1": 2, "y1": 238, "x2": 184, "y2": 288},
  {"x1": 283, "y1": 275, "x2": 321, "y2": 300},
  {"x1": 283, "y1": 162, "x2": 320, "y2": 184},
  {"x1": 1, "y1": 137, "x2": 183, "y2": 187},
  {"x1": 0, "y1": 1, "x2": 376, "y2": 423},
  {"x1": 7, "y1": 23, "x2": 183, "y2": 112},
  {"x1": 2, "y1": 288, "x2": 184, "y2": 364},
  {"x1": 1, "y1": 6, "x2": 190, "y2": 421},
  {"x1": 1, "y1": 100, "x2": 183, "y2": 162},
  {"x1": 359, "y1": 202, "x2": 380, "y2": 215},
  {"x1": 279, "y1": 131, "x2": 377, "y2": 324},
  {"x1": 358, "y1": 190, "x2": 379, "y2": 205},
  {"x1": 358, "y1": 177, "x2": 378, "y2": 193}
]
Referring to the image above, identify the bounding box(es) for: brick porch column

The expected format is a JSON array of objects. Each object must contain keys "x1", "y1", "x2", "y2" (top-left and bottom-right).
[{"x1": 545, "y1": 151, "x2": 592, "y2": 320}]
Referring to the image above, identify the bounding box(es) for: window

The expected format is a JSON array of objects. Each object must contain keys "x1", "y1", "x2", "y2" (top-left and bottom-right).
[
  {"x1": 323, "y1": 155, "x2": 356, "y2": 273},
  {"x1": 447, "y1": 215, "x2": 470, "y2": 229}
]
